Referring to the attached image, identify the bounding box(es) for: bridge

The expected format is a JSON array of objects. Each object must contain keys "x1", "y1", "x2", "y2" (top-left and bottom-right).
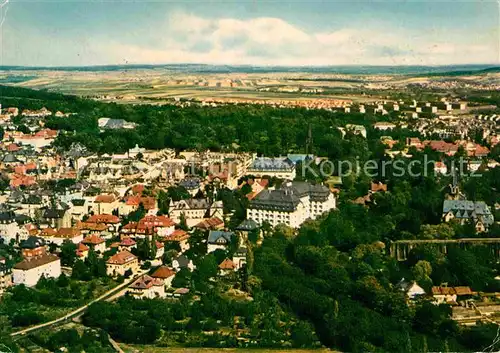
[{"x1": 389, "y1": 238, "x2": 500, "y2": 261}]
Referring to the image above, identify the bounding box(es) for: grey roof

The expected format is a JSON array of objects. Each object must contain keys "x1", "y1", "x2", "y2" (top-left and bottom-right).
[
  {"x1": 249, "y1": 181, "x2": 331, "y2": 211},
  {"x1": 287, "y1": 154, "x2": 314, "y2": 165},
  {"x1": 20, "y1": 236, "x2": 46, "y2": 249},
  {"x1": 250, "y1": 189, "x2": 301, "y2": 212},
  {"x1": 71, "y1": 199, "x2": 86, "y2": 206},
  {"x1": 249, "y1": 157, "x2": 295, "y2": 171},
  {"x1": 2, "y1": 154, "x2": 19, "y2": 163},
  {"x1": 180, "y1": 178, "x2": 201, "y2": 190},
  {"x1": 179, "y1": 198, "x2": 210, "y2": 210},
  {"x1": 22, "y1": 194, "x2": 42, "y2": 205},
  {"x1": 207, "y1": 230, "x2": 234, "y2": 244},
  {"x1": 443, "y1": 200, "x2": 494, "y2": 226},
  {"x1": 174, "y1": 255, "x2": 191, "y2": 268},
  {"x1": 236, "y1": 219, "x2": 259, "y2": 231}
]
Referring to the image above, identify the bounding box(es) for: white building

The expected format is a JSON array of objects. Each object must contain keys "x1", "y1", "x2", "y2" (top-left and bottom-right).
[
  {"x1": 169, "y1": 199, "x2": 223, "y2": 227},
  {"x1": 13, "y1": 237, "x2": 61, "y2": 287},
  {"x1": 207, "y1": 231, "x2": 235, "y2": 254},
  {"x1": 246, "y1": 157, "x2": 296, "y2": 180},
  {"x1": 247, "y1": 181, "x2": 336, "y2": 228}
]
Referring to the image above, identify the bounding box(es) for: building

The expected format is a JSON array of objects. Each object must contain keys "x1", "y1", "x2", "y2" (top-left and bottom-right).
[
  {"x1": 246, "y1": 157, "x2": 296, "y2": 180},
  {"x1": 247, "y1": 181, "x2": 336, "y2": 228},
  {"x1": 127, "y1": 274, "x2": 165, "y2": 299},
  {"x1": 151, "y1": 265, "x2": 176, "y2": 288},
  {"x1": 161, "y1": 229, "x2": 190, "y2": 252},
  {"x1": 13, "y1": 236, "x2": 61, "y2": 287},
  {"x1": 172, "y1": 254, "x2": 195, "y2": 272},
  {"x1": 432, "y1": 286, "x2": 472, "y2": 304},
  {"x1": 81, "y1": 234, "x2": 107, "y2": 253},
  {"x1": 397, "y1": 279, "x2": 426, "y2": 300},
  {"x1": 106, "y1": 250, "x2": 139, "y2": 277},
  {"x1": 207, "y1": 231, "x2": 235, "y2": 253},
  {"x1": 0, "y1": 257, "x2": 12, "y2": 295},
  {"x1": 169, "y1": 198, "x2": 223, "y2": 227},
  {"x1": 442, "y1": 200, "x2": 494, "y2": 232},
  {"x1": 218, "y1": 258, "x2": 237, "y2": 276}
]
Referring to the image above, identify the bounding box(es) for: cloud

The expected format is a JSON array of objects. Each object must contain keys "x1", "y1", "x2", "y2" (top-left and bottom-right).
[{"x1": 3, "y1": 10, "x2": 498, "y2": 66}]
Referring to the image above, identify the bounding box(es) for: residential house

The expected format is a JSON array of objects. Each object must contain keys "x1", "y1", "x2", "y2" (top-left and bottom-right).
[
  {"x1": 0, "y1": 211, "x2": 31, "y2": 244},
  {"x1": 207, "y1": 231, "x2": 235, "y2": 253},
  {"x1": 443, "y1": 200, "x2": 494, "y2": 232},
  {"x1": 106, "y1": 250, "x2": 139, "y2": 277},
  {"x1": 0, "y1": 257, "x2": 12, "y2": 295},
  {"x1": 75, "y1": 243, "x2": 90, "y2": 260},
  {"x1": 432, "y1": 286, "x2": 472, "y2": 305},
  {"x1": 161, "y1": 229, "x2": 190, "y2": 252},
  {"x1": 13, "y1": 236, "x2": 61, "y2": 287},
  {"x1": 232, "y1": 247, "x2": 248, "y2": 270},
  {"x1": 93, "y1": 194, "x2": 119, "y2": 215},
  {"x1": 397, "y1": 279, "x2": 426, "y2": 300},
  {"x1": 128, "y1": 274, "x2": 165, "y2": 299},
  {"x1": 218, "y1": 258, "x2": 236, "y2": 276},
  {"x1": 172, "y1": 254, "x2": 195, "y2": 272},
  {"x1": 169, "y1": 198, "x2": 223, "y2": 227},
  {"x1": 81, "y1": 234, "x2": 107, "y2": 253},
  {"x1": 51, "y1": 227, "x2": 83, "y2": 246},
  {"x1": 151, "y1": 265, "x2": 176, "y2": 288}
]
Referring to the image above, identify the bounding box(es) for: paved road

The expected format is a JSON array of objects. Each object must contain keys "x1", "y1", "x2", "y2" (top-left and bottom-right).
[{"x1": 10, "y1": 269, "x2": 147, "y2": 337}]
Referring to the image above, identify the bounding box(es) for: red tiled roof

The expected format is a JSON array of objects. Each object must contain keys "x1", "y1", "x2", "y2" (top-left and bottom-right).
[
  {"x1": 87, "y1": 214, "x2": 120, "y2": 224},
  {"x1": 107, "y1": 250, "x2": 137, "y2": 265},
  {"x1": 162, "y1": 229, "x2": 189, "y2": 242},
  {"x1": 14, "y1": 253, "x2": 59, "y2": 270},
  {"x1": 95, "y1": 194, "x2": 116, "y2": 203},
  {"x1": 124, "y1": 196, "x2": 156, "y2": 210},
  {"x1": 371, "y1": 182, "x2": 387, "y2": 193},
  {"x1": 82, "y1": 234, "x2": 105, "y2": 245},
  {"x1": 194, "y1": 217, "x2": 224, "y2": 229},
  {"x1": 40, "y1": 228, "x2": 57, "y2": 237},
  {"x1": 129, "y1": 274, "x2": 163, "y2": 289},
  {"x1": 151, "y1": 265, "x2": 176, "y2": 279},
  {"x1": 56, "y1": 227, "x2": 81, "y2": 238},
  {"x1": 219, "y1": 258, "x2": 236, "y2": 270},
  {"x1": 120, "y1": 237, "x2": 136, "y2": 246}
]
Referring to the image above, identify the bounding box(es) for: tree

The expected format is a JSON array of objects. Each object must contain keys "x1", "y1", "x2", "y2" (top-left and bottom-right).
[
  {"x1": 412, "y1": 260, "x2": 433, "y2": 288},
  {"x1": 60, "y1": 240, "x2": 77, "y2": 266}
]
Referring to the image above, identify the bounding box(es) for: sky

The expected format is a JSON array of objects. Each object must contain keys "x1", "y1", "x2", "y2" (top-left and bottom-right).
[{"x1": 0, "y1": 0, "x2": 499, "y2": 67}]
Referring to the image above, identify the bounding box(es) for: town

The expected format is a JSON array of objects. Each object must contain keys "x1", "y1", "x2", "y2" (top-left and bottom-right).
[{"x1": 0, "y1": 77, "x2": 498, "y2": 353}]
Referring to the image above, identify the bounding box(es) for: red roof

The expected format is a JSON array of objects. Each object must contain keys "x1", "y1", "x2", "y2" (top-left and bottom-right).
[
  {"x1": 120, "y1": 237, "x2": 136, "y2": 246},
  {"x1": 138, "y1": 215, "x2": 175, "y2": 229},
  {"x1": 56, "y1": 227, "x2": 81, "y2": 238},
  {"x1": 7, "y1": 143, "x2": 21, "y2": 152},
  {"x1": 370, "y1": 182, "x2": 387, "y2": 193},
  {"x1": 107, "y1": 250, "x2": 137, "y2": 265},
  {"x1": 95, "y1": 194, "x2": 116, "y2": 203},
  {"x1": 87, "y1": 214, "x2": 120, "y2": 224},
  {"x1": 124, "y1": 196, "x2": 156, "y2": 210},
  {"x1": 194, "y1": 217, "x2": 224, "y2": 229},
  {"x1": 219, "y1": 258, "x2": 236, "y2": 270},
  {"x1": 151, "y1": 265, "x2": 176, "y2": 279},
  {"x1": 82, "y1": 234, "x2": 105, "y2": 245},
  {"x1": 162, "y1": 229, "x2": 189, "y2": 242}
]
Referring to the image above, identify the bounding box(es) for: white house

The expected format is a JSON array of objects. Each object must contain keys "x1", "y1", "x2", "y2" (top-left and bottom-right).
[
  {"x1": 246, "y1": 157, "x2": 296, "y2": 180},
  {"x1": 13, "y1": 237, "x2": 61, "y2": 287},
  {"x1": 207, "y1": 231, "x2": 235, "y2": 254},
  {"x1": 247, "y1": 181, "x2": 336, "y2": 228}
]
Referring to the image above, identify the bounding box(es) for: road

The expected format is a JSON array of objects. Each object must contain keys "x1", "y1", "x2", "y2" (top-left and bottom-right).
[{"x1": 10, "y1": 269, "x2": 148, "y2": 337}]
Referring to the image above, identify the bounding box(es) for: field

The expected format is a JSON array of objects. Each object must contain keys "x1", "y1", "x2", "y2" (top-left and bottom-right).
[{"x1": 0, "y1": 65, "x2": 497, "y2": 106}]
